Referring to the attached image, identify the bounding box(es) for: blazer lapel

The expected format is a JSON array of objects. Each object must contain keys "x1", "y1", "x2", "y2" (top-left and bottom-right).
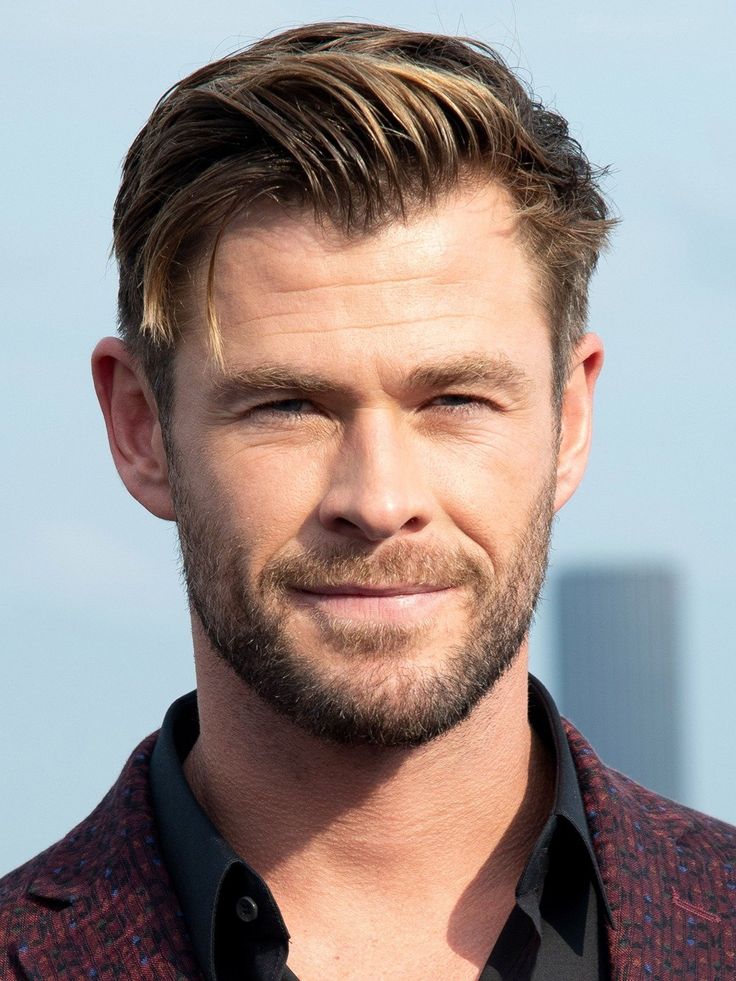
[
  {"x1": 11, "y1": 734, "x2": 205, "y2": 980},
  {"x1": 565, "y1": 719, "x2": 736, "y2": 979}
]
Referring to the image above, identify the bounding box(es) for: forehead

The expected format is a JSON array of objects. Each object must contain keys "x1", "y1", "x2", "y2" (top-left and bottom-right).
[{"x1": 180, "y1": 183, "x2": 551, "y2": 387}]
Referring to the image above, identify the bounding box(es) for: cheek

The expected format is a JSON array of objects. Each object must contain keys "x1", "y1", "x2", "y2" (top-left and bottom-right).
[
  {"x1": 204, "y1": 439, "x2": 327, "y2": 558},
  {"x1": 426, "y1": 425, "x2": 556, "y2": 556}
]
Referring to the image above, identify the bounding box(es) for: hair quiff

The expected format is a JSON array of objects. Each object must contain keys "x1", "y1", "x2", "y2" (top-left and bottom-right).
[{"x1": 114, "y1": 21, "x2": 614, "y2": 417}]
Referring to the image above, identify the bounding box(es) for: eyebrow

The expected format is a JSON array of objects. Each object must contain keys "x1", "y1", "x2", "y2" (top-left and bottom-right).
[
  {"x1": 209, "y1": 354, "x2": 532, "y2": 405},
  {"x1": 210, "y1": 364, "x2": 345, "y2": 405},
  {"x1": 405, "y1": 355, "x2": 531, "y2": 398}
]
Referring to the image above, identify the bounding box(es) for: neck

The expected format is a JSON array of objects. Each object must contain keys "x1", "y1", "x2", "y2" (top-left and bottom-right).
[{"x1": 184, "y1": 641, "x2": 554, "y2": 910}]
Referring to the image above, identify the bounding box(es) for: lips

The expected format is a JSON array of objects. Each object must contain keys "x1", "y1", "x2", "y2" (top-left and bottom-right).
[
  {"x1": 288, "y1": 582, "x2": 457, "y2": 626},
  {"x1": 295, "y1": 583, "x2": 447, "y2": 597}
]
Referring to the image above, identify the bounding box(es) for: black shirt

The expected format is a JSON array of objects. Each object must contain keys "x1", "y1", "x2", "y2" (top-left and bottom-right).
[{"x1": 150, "y1": 675, "x2": 612, "y2": 980}]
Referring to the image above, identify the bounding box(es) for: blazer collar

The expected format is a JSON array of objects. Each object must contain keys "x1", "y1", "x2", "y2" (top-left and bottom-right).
[{"x1": 16, "y1": 698, "x2": 736, "y2": 980}]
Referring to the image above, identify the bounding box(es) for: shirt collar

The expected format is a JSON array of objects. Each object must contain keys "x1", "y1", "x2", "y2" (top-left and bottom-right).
[
  {"x1": 150, "y1": 691, "x2": 289, "y2": 981},
  {"x1": 521, "y1": 675, "x2": 614, "y2": 929},
  {"x1": 150, "y1": 675, "x2": 612, "y2": 980}
]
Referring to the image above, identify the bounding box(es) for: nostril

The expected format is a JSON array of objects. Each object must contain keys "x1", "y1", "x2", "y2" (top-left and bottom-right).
[
  {"x1": 330, "y1": 516, "x2": 365, "y2": 535},
  {"x1": 402, "y1": 516, "x2": 424, "y2": 532}
]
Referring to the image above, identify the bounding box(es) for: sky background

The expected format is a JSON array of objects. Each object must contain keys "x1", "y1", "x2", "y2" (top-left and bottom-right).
[{"x1": 1, "y1": 0, "x2": 734, "y2": 877}]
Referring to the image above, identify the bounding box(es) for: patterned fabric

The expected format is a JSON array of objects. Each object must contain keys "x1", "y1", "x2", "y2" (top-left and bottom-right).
[
  {"x1": 1, "y1": 721, "x2": 735, "y2": 980},
  {"x1": 567, "y1": 725, "x2": 736, "y2": 979},
  {"x1": 0, "y1": 737, "x2": 203, "y2": 981}
]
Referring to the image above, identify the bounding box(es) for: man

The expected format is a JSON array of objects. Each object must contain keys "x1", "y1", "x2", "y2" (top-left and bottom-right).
[{"x1": 1, "y1": 21, "x2": 734, "y2": 981}]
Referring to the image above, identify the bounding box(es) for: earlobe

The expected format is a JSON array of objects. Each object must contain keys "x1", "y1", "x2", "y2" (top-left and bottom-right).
[
  {"x1": 91, "y1": 337, "x2": 176, "y2": 521},
  {"x1": 554, "y1": 333, "x2": 604, "y2": 512}
]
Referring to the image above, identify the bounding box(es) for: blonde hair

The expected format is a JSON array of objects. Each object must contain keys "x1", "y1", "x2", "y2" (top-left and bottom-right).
[{"x1": 113, "y1": 22, "x2": 614, "y2": 416}]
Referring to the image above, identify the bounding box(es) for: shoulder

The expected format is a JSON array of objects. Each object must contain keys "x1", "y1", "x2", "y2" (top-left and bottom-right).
[
  {"x1": 0, "y1": 733, "x2": 198, "y2": 978},
  {"x1": 563, "y1": 717, "x2": 736, "y2": 977},
  {"x1": 564, "y1": 716, "x2": 736, "y2": 918},
  {"x1": 564, "y1": 715, "x2": 736, "y2": 850},
  {"x1": 0, "y1": 731, "x2": 160, "y2": 897}
]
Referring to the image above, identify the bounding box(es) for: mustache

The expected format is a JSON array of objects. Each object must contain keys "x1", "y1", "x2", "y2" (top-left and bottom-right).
[{"x1": 259, "y1": 543, "x2": 494, "y2": 593}]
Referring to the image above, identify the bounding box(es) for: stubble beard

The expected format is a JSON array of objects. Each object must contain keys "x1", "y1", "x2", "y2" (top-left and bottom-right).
[{"x1": 170, "y1": 460, "x2": 556, "y2": 748}]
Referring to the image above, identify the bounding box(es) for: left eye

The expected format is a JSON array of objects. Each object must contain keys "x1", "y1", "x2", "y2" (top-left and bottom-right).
[
  {"x1": 430, "y1": 394, "x2": 492, "y2": 411},
  {"x1": 252, "y1": 399, "x2": 312, "y2": 415}
]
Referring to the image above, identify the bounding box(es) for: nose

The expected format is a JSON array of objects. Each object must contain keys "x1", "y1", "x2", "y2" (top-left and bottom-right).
[{"x1": 318, "y1": 410, "x2": 433, "y2": 542}]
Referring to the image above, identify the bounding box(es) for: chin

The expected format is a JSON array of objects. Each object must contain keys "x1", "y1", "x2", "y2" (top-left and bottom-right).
[
  {"x1": 222, "y1": 627, "x2": 521, "y2": 749},
  {"x1": 292, "y1": 614, "x2": 442, "y2": 663}
]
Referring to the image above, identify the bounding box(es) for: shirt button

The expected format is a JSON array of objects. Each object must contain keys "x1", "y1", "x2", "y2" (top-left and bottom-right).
[{"x1": 236, "y1": 895, "x2": 259, "y2": 923}]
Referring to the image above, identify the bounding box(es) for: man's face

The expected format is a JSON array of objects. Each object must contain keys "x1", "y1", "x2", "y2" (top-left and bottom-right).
[{"x1": 168, "y1": 184, "x2": 561, "y2": 746}]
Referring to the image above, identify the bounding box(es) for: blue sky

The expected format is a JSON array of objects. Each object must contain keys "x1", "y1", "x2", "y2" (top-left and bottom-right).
[{"x1": 1, "y1": 0, "x2": 734, "y2": 875}]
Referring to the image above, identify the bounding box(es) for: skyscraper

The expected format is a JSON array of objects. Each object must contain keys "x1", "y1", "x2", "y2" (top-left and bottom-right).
[{"x1": 556, "y1": 567, "x2": 681, "y2": 801}]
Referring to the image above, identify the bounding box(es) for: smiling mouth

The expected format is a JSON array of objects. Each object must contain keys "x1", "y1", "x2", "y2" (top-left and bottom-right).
[
  {"x1": 289, "y1": 583, "x2": 457, "y2": 623},
  {"x1": 298, "y1": 583, "x2": 449, "y2": 597}
]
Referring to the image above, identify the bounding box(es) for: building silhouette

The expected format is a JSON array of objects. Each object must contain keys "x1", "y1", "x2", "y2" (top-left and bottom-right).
[{"x1": 556, "y1": 566, "x2": 682, "y2": 801}]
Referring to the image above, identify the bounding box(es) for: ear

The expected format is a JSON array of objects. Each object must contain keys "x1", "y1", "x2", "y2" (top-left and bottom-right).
[
  {"x1": 554, "y1": 332, "x2": 604, "y2": 513},
  {"x1": 91, "y1": 337, "x2": 176, "y2": 520}
]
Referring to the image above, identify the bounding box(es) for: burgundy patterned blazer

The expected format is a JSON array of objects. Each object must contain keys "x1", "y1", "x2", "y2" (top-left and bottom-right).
[{"x1": 2, "y1": 721, "x2": 735, "y2": 980}]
